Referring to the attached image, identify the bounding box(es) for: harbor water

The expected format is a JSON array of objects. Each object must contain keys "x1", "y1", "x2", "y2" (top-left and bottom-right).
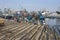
[
  {"x1": 45, "y1": 18, "x2": 60, "y2": 35},
  {"x1": 45, "y1": 18, "x2": 60, "y2": 26}
]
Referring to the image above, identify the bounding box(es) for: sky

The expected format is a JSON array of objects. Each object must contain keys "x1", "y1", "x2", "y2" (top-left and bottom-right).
[{"x1": 0, "y1": 0, "x2": 60, "y2": 11}]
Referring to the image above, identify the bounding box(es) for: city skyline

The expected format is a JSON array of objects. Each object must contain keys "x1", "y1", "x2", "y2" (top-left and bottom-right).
[{"x1": 0, "y1": 0, "x2": 60, "y2": 11}]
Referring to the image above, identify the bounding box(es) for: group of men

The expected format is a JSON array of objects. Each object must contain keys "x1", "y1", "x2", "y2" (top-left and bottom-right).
[{"x1": 14, "y1": 12, "x2": 45, "y2": 25}]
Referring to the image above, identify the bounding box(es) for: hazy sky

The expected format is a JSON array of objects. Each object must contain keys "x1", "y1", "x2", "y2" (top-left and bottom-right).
[{"x1": 0, "y1": 0, "x2": 60, "y2": 11}]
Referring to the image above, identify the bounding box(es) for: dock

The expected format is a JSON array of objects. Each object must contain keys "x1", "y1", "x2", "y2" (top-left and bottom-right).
[{"x1": 0, "y1": 19, "x2": 60, "y2": 40}]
